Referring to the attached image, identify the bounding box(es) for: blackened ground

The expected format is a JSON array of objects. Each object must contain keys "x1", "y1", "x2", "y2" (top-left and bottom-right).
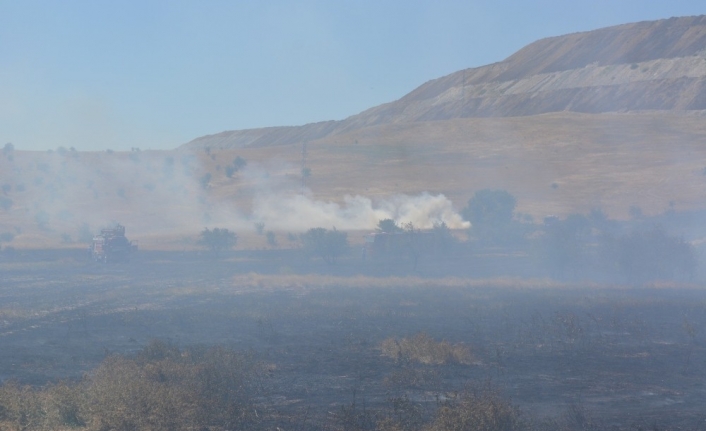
[{"x1": 0, "y1": 249, "x2": 704, "y2": 429}]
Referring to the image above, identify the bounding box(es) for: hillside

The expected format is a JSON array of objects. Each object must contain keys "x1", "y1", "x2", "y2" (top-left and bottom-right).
[
  {"x1": 2, "y1": 16, "x2": 706, "y2": 249},
  {"x1": 182, "y1": 15, "x2": 706, "y2": 150}
]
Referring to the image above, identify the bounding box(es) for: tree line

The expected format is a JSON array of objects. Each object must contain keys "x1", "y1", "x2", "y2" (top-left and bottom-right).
[{"x1": 195, "y1": 188, "x2": 699, "y2": 283}]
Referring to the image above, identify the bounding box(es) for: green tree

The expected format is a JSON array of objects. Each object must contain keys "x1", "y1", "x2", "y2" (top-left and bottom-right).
[
  {"x1": 377, "y1": 218, "x2": 401, "y2": 233},
  {"x1": 462, "y1": 189, "x2": 517, "y2": 244},
  {"x1": 233, "y1": 156, "x2": 247, "y2": 170},
  {"x1": 301, "y1": 227, "x2": 348, "y2": 264},
  {"x1": 198, "y1": 228, "x2": 237, "y2": 255},
  {"x1": 431, "y1": 221, "x2": 456, "y2": 254}
]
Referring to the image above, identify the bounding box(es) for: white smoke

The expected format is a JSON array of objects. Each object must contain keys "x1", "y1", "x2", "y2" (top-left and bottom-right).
[
  {"x1": 1, "y1": 152, "x2": 469, "y2": 242},
  {"x1": 251, "y1": 191, "x2": 469, "y2": 231}
]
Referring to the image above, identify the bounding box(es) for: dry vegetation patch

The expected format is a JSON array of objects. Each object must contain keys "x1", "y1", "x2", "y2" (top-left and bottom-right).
[
  {"x1": 0, "y1": 340, "x2": 262, "y2": 431},
  {"x1": 380, "y1": 333, "x2": 474, "y2": 365}
]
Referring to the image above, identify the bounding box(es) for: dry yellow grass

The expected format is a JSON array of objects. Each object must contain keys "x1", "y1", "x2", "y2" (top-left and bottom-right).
[{"x1": 3, "y1": 111, "x2": 706, "y2": 248}]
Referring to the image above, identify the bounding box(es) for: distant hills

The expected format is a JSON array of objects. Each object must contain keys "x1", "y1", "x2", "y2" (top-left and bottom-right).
[{"x1": 183, "y1": 15, "x2": 706, "y2": 150}]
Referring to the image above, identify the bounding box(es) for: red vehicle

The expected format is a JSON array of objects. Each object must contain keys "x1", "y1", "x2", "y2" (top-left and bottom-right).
[{"x1": 90, "y1": 224, "x2": 138, "y2": 263}]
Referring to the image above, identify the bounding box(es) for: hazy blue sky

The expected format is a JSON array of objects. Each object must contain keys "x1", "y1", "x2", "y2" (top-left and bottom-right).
[{"x1": 2, "y1": 1, "x2": 704, "y2": 151}]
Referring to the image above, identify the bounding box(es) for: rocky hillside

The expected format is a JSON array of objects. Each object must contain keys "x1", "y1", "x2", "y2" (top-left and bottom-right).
[{"x1": 182, "y1": 15, "x2": 706, "y2": 150}]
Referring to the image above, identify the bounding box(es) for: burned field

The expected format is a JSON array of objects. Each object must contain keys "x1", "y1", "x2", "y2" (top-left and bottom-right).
[{"x1": 0, "y1": 251, "x2": 705, "y2": 430}]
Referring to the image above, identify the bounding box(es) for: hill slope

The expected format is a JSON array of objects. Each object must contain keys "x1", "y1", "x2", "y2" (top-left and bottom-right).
[{"x1": 182, "y1": 15, "x2": 706, "y2": 150}]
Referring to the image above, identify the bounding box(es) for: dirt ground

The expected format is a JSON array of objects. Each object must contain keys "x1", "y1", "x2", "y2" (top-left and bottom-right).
[{"x1": 1, "y1": 249, "x2": 705, "y2": 429}]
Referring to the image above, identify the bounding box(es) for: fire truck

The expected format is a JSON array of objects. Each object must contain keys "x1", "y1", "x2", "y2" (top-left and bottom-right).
[{"x1": 90, "y1": 224, "x2": 137, "y2": 263}]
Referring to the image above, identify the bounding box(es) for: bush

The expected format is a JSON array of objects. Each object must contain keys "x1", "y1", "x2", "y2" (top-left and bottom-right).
[
  {"x1": 301, "y1": 227, "x2": 348, "y2": 264},
  {"x1": 0, "y1": 341, "x2": 261, "y2": 431},
  {"x1": 198, "y1": 227, "x2": 237, "y2": 255},
  {"x1": 199, "y1": 172, "x2": 212, "y2": 189},
  {"x1": 225, "y1": 157, "x2": 247, "y2": 178},
  {"x1": 86, "y1": 341, "x2": 259, "y2": 431},
  {"x1": 428, "y1": 387, "x2": 528, "y2": 431},
  {"x1": 377, "y1": 218, "x2": 401, "y2": 233},
  {"x1": 380, "y1": 333, "x2": 473, "y2": 365}
]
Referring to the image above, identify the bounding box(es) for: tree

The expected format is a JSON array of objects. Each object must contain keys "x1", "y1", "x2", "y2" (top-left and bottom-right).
[
  {"x1": 377, "y1": 218, "x2": 401, "y2": 233},
  {"x1": 401, "y1": 222, "x2": 422, "y2": 271},
  {"x1": 431, "y1": 221, "x2": 456, "y2": 254},
  {"x1": 198, "y1": 228, "x2": 237, "y2": 255},
  {"x1": 2, "y1": 142, "x2": 14, "y2": 160},
  {"x1": 233, "y1": 156, "x2": 247, "y2": 170},
  {"x1": 199, "y1": 173, "x2": 212, "y2": 189},
  {"x1": 462, "y1": 189, "x2": 517, "y2": 244},
  {"x1": 606, "y1": 226, "x2": 697, "y2": 283},
  {"x1": 225, "y1": 157, "x2": 248, "y2": 178},
  {"x1": 301, "y1": 227, "x2": 348, "y2": 264}
]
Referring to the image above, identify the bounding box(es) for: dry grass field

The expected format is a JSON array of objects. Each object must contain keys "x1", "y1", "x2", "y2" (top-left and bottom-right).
[{"x1": 2, "y1": 111, "x2": 706, "y2": 249}]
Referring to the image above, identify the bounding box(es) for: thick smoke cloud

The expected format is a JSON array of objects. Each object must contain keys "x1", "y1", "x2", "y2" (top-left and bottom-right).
[
  {"x1": 251, "y1": 191, "x2": 469, "y2": 232},
  {"x1": 0, "y1": 152, "x2": 469, "y2": 242},
  {"x1": 235, "y1": 162, "x2": 469, "y2": 231}
]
